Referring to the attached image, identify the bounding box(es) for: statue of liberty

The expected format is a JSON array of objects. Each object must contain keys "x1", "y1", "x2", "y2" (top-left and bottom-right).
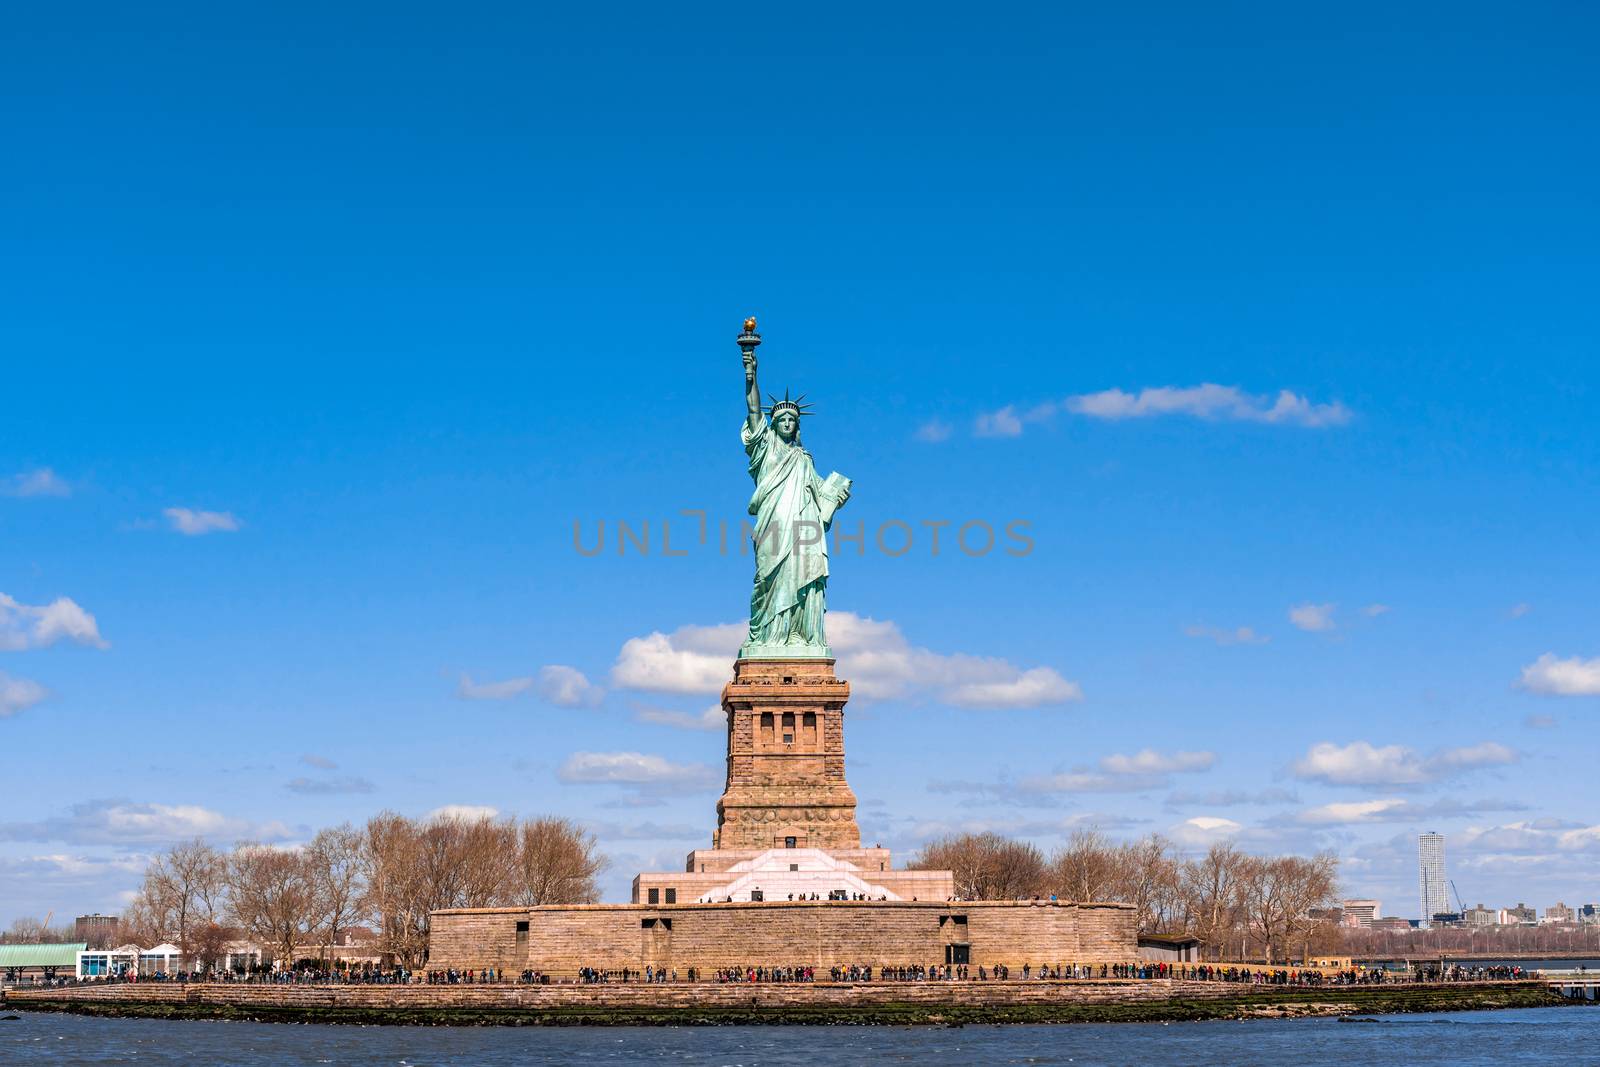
[{"x1": 738, "y1": 317, "x2": 851, "y2": 658}]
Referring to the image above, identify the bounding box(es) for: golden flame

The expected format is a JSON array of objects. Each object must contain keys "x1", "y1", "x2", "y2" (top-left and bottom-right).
[{"x1": 744, "y1": 316, "x2": 757, "y2": 333}]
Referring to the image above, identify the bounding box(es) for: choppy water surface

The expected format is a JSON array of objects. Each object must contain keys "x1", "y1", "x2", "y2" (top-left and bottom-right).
[{"x1": 3, "y1": 1006, "x2": 1592, "y2": 1065}]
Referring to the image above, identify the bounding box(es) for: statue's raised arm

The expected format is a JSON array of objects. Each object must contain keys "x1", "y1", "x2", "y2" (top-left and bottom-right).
[{"x1": 740, "y1": 316, "x2": 763, "y2": 433}]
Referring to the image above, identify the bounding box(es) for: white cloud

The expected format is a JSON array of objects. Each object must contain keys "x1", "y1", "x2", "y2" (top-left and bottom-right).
[
  {"x1": 1294, "y1": 796, "x2": 1527, "y2": 826},
  {"x1": 162, "y1": 507, "x2": 241, "y2": 535},
  {"x1": 301, "y1": 754, "x2": 338, "y2": 769},
  {"x1": 2, "y1": 468, "x2": 71, "y2": 497},
  {"x1": 1297, "y1": 798, "x2": 1410, "y2": 825},
  {"x1": 914, "y1": 419, "x2": 953, "y2": 443},
  {"x1": 610, "y1": 623, "x2": 743, "y2": 695},
  {"x1": 1066, "y1": 384, "x2": 1351, "y2": 428},
  {"x1": 635, "y1": 704, "x2": 725, "y2": 731},
  {"x1": 457, "y1": 673, "x2": 535, "y2": 700},
  {"x1": 1292, "y1": 740, "x2": 1517, "y2": 787},
  {"x1": 1183, "y1": 624, "x2": 1269, "y2": 646},
  {"x1": 1288, "y1": 602, "x2": 1336, "y2": 632},
  {"x1": 1168, "y1": 816, "x2": 1244, "y2": 847},
  {"x1": 557, "y1": 751, "x2": 717, "y2": 789},
  {"x1": 1363, "y1": 603, "x2": 1391, "y2": 617},
  {"x1": 974, "y1": 406, "x2": 1024, "y2": 437},
  {"x1": 426, "y1": 804, "x2": 499, "y2": 823},
  {"x1": 0, "y1": 593, "x2": 109, "y2": 650},
  {"x1": 0, "y1": 799, "x2": 292, "y2": 845},
  {"x1": 1100, "y1": 749, "x2": 1216, "y2": 775},
  {"x1": 1518, "y1": 653, "x2": 1600, "y2": 696},
  {"x1": 611, "y1": 613, "x2": 1081, "y2": 710},
  {"x1": 0, "y1": 672, "x2": 48, "y2": 718},
  {"x1": 1011, "y1": 771, "x2": 1157, "y2": 795},
  {"x1": 537, "y1": 665, "x2": 604, "y2": 708},
  {"x1": 944, "y1": 667, "x2": 1082, "y2": 708},
  {"x1": 1508, "y1": 603, "x2": 1531, "y2": 619},
  {"x1": 974, "y1": 401, "x2": 1059, "y2": 438}
]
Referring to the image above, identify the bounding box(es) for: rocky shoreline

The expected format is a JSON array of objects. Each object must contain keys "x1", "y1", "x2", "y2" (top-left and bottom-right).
[{"x1": 2, "y1": 980, "x2": 1574, "y2": 1027}]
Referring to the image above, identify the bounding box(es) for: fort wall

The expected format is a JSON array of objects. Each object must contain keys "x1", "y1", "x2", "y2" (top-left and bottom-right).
[{"x1": 428, "y1": 898, "x2": 1137, "y2": 976}]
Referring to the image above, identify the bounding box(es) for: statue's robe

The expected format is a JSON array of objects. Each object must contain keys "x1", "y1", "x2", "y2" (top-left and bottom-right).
[{"x1": 742, "y1": 418, "x2": 832, "y2": 649}]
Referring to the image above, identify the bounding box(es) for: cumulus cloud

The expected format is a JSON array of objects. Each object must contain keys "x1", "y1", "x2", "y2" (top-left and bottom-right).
[
  {"x1": 1183, "y1": 624, "x2": 1269, "y2": 646},
  {"x1": 426, "y1": 804, "x2": 499, "y2": 823},
  {"x1": 1100, "y1": 749, "x2": 1216, "y2": 775},
  {"x1": 1292, "y1": 740, "x2": 1517, "y2": 787},
  {"x1": 943, "y1": 667, "x2": 1081, "y2": 708},
  {"x1": 2, "y1": 467, "x2": 70, "y2": 497},
  {"x1": 0, "y1": 799, "x2": 292, "y2": 846},
  {"x1": 1294, "y1": 796, "x2": 1528, "y2": 826},
  {"x1": 1288, "y1": 602, "x2": 1336, "y2": 632},
  {"x1": 162, "y1": 507, "x2": 241, "y2": 535},
  {"x1": 973, "y1": 401, "x2": 1060, "y2": 438},
  {"x1": 1066, "y1": 384, "x2": 1351, "y2": 427},
  {"x1": 0, "y1": 593, "x2": 108, "y2": 650},
  {"x1": 610, "y1": 623, "x2": 743, "y2": 695},
  {"x1": 1518, "y1": 653, "x2": 1600, "y2": 696},
  {"x1": 914, "y1": 419, "x2": 953, "y2": 443},
  {"x1": 557, "y1": 751, "x2": 717, "y2": 790},
  {"x1": 0, "y1": 672, "x2": 48, "y2": 718},
  {"x1": 457, "y1": 673, "x2": 534, "y2": 700},
  {"x1": 536, "y1": 665, "x2": 604, "y2": 708},
  {"x1": 634, "y1": 704, "x2": 725, "y2": 731},
  {"x1": 611, "y1": 613, "x2": 1081, "y2": 710},
  {"x1": 285, "y1": 776, "x2": 375, "y2": 795},
  {"x1": 1168, "y1": 816, "x2": 1244, "y2": 847},
  {"x1": 938, "y1": 749, "x2": 1214, "y2": 804}
]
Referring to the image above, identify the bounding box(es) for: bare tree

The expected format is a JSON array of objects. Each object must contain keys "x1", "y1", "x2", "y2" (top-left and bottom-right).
[
  {"x1": 1047, "y1": 829, "x2": 1121, "y2": 902},
  {"x1": 512, "y1": 817, "x2": 606, "y2": 905},
  {"x1": 2, "y1": 916, "x2": 75, "y2": 943},
  {"x1": 227, "y1": 843, "x2": 318, "y2": 967},
  {"x1": 1181, "y1": 842, "x2": 1247, "y2": 958},
  {"x1": 307, "y1": 824, "x2": 368, "y2": 965},
  {"x1": 141, "y1": 838, "x2": 225, "y2": 959},
  {"x1": 909, "y1": 832, "x2": 1046, "y2": 900},
  {"x1": 190, "y1": 921, "x2": 233, "y2": 972},
  {"x1": 361, "y1": 812, "x2": 431, "y2": 969}
]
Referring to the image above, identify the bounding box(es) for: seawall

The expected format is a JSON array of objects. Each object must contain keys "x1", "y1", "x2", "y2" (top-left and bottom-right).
[{"x1": 2, "y1": 979, "x2": 1570, "y2": 1026}]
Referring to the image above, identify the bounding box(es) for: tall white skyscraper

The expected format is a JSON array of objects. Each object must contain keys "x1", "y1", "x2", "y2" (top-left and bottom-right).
[{"x1": 1418, "y1": 831, "x2": 1448, "y2": 923}]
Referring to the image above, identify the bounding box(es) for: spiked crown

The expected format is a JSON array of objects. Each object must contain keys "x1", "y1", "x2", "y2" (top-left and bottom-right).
[{"x1": 766, "y1": 389, "x2": 814, "y2": 420}]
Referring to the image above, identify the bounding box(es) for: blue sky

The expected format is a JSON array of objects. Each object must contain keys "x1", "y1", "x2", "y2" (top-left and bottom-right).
[{"x1": 3, "y1": 2, "x2": 1597, "y2": 923}]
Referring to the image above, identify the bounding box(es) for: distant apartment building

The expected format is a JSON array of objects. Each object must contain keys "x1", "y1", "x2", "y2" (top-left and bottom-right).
[
  {"x1": 1503, "y1": 903, "x2": 1536, "y2": 925},
  {"x1": 1340, "y1": 899, "x2": 1380, "y2": 928},
  {"x1": 1581, "y1": 904, "x2": 1600, "y2": 925},
  {"x1": 1544, "y1": 902, "x2": 1575, "y2": 924},
  {"x1": 1369, "y1": 916, "x2": 1414, "y2": 933},
  {"x1": 1418, "y1": 832, "x2": 1448, "y2": 924},
  {"x1": 73, "y1": 913, "x2": 119, "y2": 948},
  {"x1": 1463, "y1": 903, "x2": 1499, "y2": 927}
]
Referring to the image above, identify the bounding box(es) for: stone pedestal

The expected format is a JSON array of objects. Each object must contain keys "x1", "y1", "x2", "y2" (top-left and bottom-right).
[{"x1": 712, "y1": 658, "x2": 860, "y2": 851}]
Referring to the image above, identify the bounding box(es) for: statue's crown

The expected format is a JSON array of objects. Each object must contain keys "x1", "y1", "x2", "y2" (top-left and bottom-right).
[{"x1": 766, "y1": 389, "x2": 814, "y2": 419}]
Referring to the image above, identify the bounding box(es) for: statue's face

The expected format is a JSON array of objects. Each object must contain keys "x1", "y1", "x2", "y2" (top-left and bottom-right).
[{"x1": 774, "y1": 411, "x2": 798, "y2": 440}]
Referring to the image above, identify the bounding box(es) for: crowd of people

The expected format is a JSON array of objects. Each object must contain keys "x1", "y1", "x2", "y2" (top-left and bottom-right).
[{"x1": 14, "y1": 959, "x2": 1540, "y2": 989}]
